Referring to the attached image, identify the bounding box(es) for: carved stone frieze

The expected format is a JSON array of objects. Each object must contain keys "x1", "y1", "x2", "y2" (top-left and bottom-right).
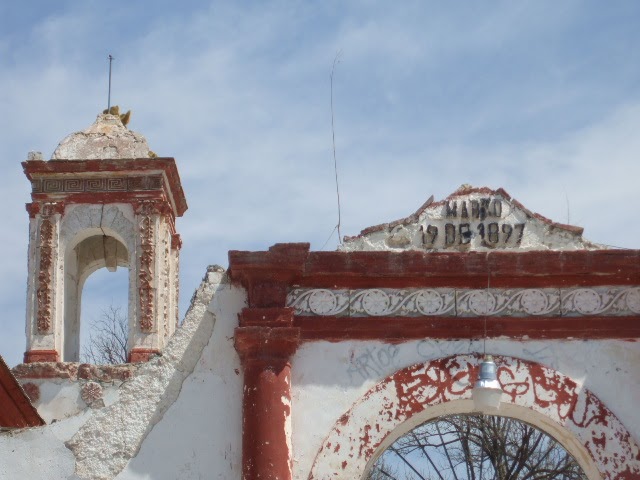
[
  {"x1": 162, "y1": 227, "x2": 170, "y2": 338},
  {"x1": 31, "y1": 175, "x2": 163, "y2": 194},
  {"x1": 80, "y1": 381, "x2": 104, "y2": 407},
  {"x1": 287, "y1": 286, "x2": 640, "y2": 318},
  {"x1": 35, "y1": 203, "x2": 63, "y2": 334},
  {"x1": 137, "y1": 214, "x2": 155, "y2": 332},
  {"x1": 36, "y1": 218, "x2": 54, "y2": 332}
]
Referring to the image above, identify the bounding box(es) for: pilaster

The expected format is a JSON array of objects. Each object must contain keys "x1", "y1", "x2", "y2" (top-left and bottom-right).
[
  {"x1": 235, "y1": 308, "x2": 300, "y2": 480},
  {"x1": 24, "y1": 201, "x2": 64, "y2": 362}
]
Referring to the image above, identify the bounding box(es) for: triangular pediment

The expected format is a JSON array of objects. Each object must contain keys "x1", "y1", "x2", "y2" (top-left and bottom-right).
[{"x1": 341, "y1": 185, "x2": 602, "y2": 252}]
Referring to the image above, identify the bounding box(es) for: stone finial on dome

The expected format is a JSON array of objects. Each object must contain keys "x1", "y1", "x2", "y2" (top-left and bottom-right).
[{"x1": 51, "y1": 112, "x2": 154, "y2": 160}]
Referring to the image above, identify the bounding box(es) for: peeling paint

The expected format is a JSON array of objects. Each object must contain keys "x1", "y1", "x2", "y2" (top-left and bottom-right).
[{"x1": 308, "y1": 354, "x2": 640, "y2": 480}]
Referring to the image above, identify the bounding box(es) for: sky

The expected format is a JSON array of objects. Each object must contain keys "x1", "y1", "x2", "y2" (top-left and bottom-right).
[{"x1": 1, "y1": 1, "x2": 640, "y2": 366}]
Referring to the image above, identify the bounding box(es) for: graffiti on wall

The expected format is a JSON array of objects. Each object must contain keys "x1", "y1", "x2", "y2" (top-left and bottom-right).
[
  {"x1": 343, "y1": 340, "x2": 568, "y2": 385},
  {"x1": 311, "y1": 354, "x2": 640, "y2": 480}
]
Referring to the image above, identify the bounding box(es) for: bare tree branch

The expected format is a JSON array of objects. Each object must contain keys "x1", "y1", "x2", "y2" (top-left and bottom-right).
[
  {"x1": 367, "y1": 414, "x2": 587, "y2": 480},
  {"x1": 81, "y1": 305, "x2": 128, "y2": 364}
]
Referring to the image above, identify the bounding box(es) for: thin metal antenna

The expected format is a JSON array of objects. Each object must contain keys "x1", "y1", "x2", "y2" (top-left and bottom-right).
[
  {"x1": 484, "y1": 252, "x2": 491, "y2": 355},
  {"x1": 107, "y1": 54, "x2": 114, "y2": 111},
  {"x1": 330, "y1": 50, "x2": 343, "y2": 244}
]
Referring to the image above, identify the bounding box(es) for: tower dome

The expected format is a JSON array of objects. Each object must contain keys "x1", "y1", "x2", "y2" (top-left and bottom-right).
[{"x1": 51, "y1": 113, "x2": 153, "y2": 160}]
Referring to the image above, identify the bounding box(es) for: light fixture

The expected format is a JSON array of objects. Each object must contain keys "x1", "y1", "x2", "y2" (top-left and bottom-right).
[
  {"x1": 473, "y1": 254, "x2": 503, "y2": 410},
  {"x1": 473, "y1": 354, "x2": 502, "y2": 410}
]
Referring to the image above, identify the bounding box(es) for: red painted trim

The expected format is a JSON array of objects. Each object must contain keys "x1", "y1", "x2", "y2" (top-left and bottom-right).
[
  {"x1": 171, "y1": 233, "x2": 182, "y2": 250},
  {"x1": 230, "y1": 244, "x2": 640, "y2": 293},
  {"x1": 241, "y1": 357, "x2": 293, "y2": 480},
  {"x1": 239, "y1": 308, "x2": 295, "y2": 327},
  {"x1": 23, "y1": 158, "x2": 188, "y2": 217},
  {"x1": 31, "y1": 190, "x2": 165, "y2": 204},
  {"x1": 299, "y1": 250, "x2": 640, "y2": 288},
  {"x1": 295, "y1": 315, "x2": 640, "y2": 341},
  {"x1": 235, "y1": 324, "x2": 300, "y2": 480},
  {"x1": 128, "y1": 348, "x2": 160, "y2": 363},
  {"x1": 229, "y1": 244, "x2": 640, "y2": 341},
  {"x1": 0, "y1": 355, "x2": 45, "y2": 428},
  {"x1": 24, "y1": 350, "x2": 59, "y2": 363},
  {"x1": 229, "y1": 244, "x2": 310, "y2": 308}
]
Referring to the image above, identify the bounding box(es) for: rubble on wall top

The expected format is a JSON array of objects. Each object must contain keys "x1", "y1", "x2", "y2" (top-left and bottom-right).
[{"x1": 341, "y1": 185, "x2": 604, "y2": 252}]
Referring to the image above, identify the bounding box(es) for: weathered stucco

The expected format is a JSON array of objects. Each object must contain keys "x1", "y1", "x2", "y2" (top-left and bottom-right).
[
  {"x1": 291, "y1": 339, "x2": 640, "y2": 479},
  {"x1": 341, "y1": 186, "x2": 603, "y2": 252},
  {"x1": 115, "y1": 272, "x2": 245, "y2": 479},
  {"x1": 66, "y1": 266, "x2": 223, "y2": 479},
  {"x1": 51, "y1": 114, "x2": 152, "y2": 160}
]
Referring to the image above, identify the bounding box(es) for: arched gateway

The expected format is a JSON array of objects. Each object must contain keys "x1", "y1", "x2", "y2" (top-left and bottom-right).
[
  {"x1": 308, "y1": 354, "x2": 639, "y2": 479},
  {"x1": 229, "y1": 186, "x2": 640, "y2": 480}
]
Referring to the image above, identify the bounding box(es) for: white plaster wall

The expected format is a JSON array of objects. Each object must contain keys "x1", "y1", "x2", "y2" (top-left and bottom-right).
[
  {"x1": 115, "y1": 280, "x2": 245, "y2": 480},
  {"x1": 290, "y1": 338, "x2": 640, "y2": 479},
  {"x1": 0, "y1": 413, "x2": 89, "y2": 480},
  {"x1": 22, "y1": 380, "x2": 123, "y2": 424}
]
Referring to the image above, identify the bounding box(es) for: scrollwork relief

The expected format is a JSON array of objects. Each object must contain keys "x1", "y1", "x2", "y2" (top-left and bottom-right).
[
  {"x1": 138, "y1": 214, "x2": 155, "y2": 332},
  {"x1": 287, "y1": 286, "x2": 640, "y2": 318},
  {"x1": 35, "y1": 202, "x2": 63, "y2": 334}
]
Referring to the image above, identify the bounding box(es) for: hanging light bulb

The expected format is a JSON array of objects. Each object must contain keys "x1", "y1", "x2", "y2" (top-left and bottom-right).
[{"x1": 473, "y1": 355, "x2": 503, "y2": 410}]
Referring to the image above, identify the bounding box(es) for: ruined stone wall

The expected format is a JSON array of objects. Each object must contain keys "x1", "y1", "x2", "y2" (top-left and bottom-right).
[{"x1": 1, "y1": 267, "x2": 244, "y2": 480}]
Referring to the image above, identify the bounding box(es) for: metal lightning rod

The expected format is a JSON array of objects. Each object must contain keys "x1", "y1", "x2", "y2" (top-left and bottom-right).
[{"x1": 107, "y1": 54, "x2": 114, "y2": 111}]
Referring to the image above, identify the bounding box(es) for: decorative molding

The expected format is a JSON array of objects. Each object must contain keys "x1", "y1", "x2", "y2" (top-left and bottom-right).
[
  {"x1": 134, "y1": 199, "x2": 170, "y2": 216},
  {"x1": 171, "y1": 233, "x2": 182, "y2": 250},
  {"x1": 162, "y1": 228, "x2": 170, "y2": 338},
  {"x1": 31, "y1": 175, "x2": 163, "y2": 194},
  {"x1": 234, "y1": 326, "x2": 300, "y2": 363},
  {"x1": 22, "y1": 350, "x2": 59, "y2": 363},
  {"x1": 41, "y1": 201, "x2": 65, "y2": 216},
  {"x1": 173, "y1": 249, "x2": 180, "y2": 329},
  {"x1": 35, "y1": 207, "x2": 61, "y2": 334},
  {"x1": 26, "y1": 201, "x2": 65, "y2": 219},
  {"x1": 287, "y1": 286, "x2": 640, "y2": 318},
  {"x1": 128, "y1": 348, "x2": 160, "y2": 363},
  {"x1": 80, "y1": 381, "x2": 104, "y2": 407},
  {"x1": 13, "y1": 362, "x2": 135, "y2": 380},
  {"x1": 138, "y1": 214, "x2": 155, "y2": 332}
]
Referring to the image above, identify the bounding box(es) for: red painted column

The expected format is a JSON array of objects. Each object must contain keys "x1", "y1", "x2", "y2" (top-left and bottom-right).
[{"x1": 235, "y1": 309, "x2": 300, "y2": 480}]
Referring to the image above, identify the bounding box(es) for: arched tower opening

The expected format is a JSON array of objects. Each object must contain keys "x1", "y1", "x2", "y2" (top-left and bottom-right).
[
  {"x1": 65, "y1": 232, "x2": 129, "y2": 362},
  {"x1": 78, "y1": 262, "x2": 129, "y2": 364}
]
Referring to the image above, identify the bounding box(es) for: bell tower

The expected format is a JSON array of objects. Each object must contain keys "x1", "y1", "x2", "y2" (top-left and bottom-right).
[{"x1": 22, "y1": 112, "x2": 187, "y2": 363}]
